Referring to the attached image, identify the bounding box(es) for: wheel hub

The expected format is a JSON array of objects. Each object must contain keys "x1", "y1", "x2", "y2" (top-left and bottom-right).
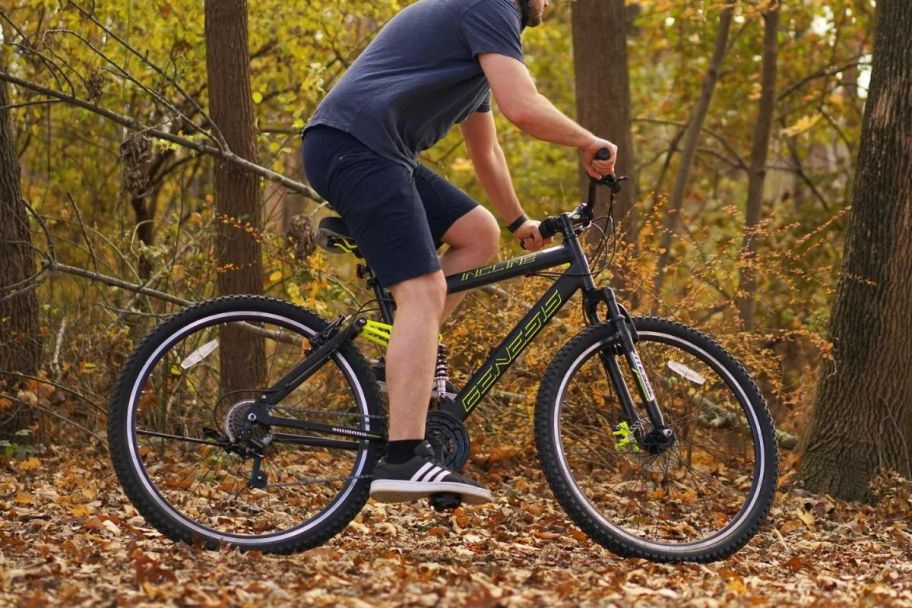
[
  {"x1": 224, "y1": 399, "x2": 269, "y2": 445},
  {"x1": 639, "y1": 426, "x2": 676, "y2": 455}
]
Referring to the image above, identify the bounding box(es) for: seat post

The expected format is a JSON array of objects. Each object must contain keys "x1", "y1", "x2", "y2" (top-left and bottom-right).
[{"x1": 358, "y1": 263, "x2": 396, "y2": 324}]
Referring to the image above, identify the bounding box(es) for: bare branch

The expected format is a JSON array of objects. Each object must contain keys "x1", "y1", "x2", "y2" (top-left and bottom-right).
[
  {"x1": 634, "y1": 117, "x2": 749, "y2": 172},
  {"x1": 66, "y1": 0, "x2": 227, "y2": 150},
  {"x1": 777, "y1": 58, "x2": 869, "y2": 101},
  {"x1": 42, "y1": 26, "x2": 217, "y2": 149},
  {"x1": 0, "y1": 390, "x2": 105, "y2": 444},
  {"x1": 49, "y1": 261, "x2": 192, "y2": 307},
  {"x1": 0, "y1": 98, "x2": 62, "y2": 111},
  {"x1": 0, "y1": 70, "x2": 322, "y2": 201}
]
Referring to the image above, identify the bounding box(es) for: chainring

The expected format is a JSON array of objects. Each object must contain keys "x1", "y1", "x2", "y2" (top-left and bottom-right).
[{"x1": 425, "y1": 410, "x2": 470, "y2": 472}]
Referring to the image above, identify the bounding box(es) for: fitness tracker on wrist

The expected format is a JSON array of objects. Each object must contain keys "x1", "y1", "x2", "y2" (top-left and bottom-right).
[{"x1": 507, "y1": 213, "x2": 528, "y2": 233}]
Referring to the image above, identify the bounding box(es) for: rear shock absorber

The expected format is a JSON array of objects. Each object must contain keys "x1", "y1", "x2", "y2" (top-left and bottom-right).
[{"x1": 434, "y1": 343, "x2": 449, "y2": 406}]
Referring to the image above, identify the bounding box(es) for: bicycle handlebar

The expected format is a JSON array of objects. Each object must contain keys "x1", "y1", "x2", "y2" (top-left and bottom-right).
[{"x1": 536, "y1": 148, "x2": 628, "y2": 241}]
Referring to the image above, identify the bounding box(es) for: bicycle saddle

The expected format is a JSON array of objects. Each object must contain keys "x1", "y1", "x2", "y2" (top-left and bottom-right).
[{"x1": 316, "y1": 216, "x2": 361, "y2": 256}]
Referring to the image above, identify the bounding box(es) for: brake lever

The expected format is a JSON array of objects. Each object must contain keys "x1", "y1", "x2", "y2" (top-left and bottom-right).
[{"x1": 599, "y1": 174, "x2": 630, "y2": 194}]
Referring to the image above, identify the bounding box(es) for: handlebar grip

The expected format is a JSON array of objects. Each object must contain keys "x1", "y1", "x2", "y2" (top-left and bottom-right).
[
  {"x1": 595, "y1": 148, "x2": 612, "y2": 161},
  {"x1": 538, "y1": 216, "x2": 561, "y2": 239}
]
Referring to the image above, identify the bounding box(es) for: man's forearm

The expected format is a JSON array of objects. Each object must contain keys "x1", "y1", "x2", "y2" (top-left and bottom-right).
[
  {"x1": 513, "y1": 94, "x2": 594, "y2": 149},
  {"x1": 471, "y1": 144, "x2": 524, "y2": 224}
]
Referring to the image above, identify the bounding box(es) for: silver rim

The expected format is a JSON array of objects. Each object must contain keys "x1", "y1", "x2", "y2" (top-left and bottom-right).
[
  {"x1": 124, "y1": 310, "x2": 372, "y2": 546},
  {"x1": 551, "y1": 328, "x2": 765, "y2": 553}
]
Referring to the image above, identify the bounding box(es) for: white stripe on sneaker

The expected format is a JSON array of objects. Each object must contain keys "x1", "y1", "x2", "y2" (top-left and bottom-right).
[
  {"x1": 410, "y1": 462, "x2": 434, "y2": 482},
  {"x1": 419, "y1": 465, "x2": 443, "y2": 482},
  {"x1": 430, "y1": 469, "x2": 449, "y2": 483}
]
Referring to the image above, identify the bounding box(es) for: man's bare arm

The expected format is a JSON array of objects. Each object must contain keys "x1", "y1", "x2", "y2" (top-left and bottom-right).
[
  {"x1": 459, "y1": 109, "x2": 549, "y2": 250},
  {"x1": 459, "y1": 110, "x2": 523, "y2": 224},
  {"x1": 478, "y1": 53, "x2": 616, "y2": 178}
]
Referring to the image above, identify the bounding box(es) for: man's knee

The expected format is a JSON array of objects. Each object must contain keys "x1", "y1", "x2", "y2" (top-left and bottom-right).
[
  {"x1": 389, "y1": 271, "x2": 447, "y2": 311},
  {"x1": 476, "y1": 209, "x2": 501, "y2": 261},
  {"x1": 446, "y1": 207, "x2": 501, "y2": 261}
]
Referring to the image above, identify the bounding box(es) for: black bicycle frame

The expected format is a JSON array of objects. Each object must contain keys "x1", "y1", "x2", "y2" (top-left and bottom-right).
[
  {"x1": 253, "y1": 213, "x2": 665, "y2": 448},
  {"x1": 436, "y1": 214, "x2": 652, "y2": 424}
]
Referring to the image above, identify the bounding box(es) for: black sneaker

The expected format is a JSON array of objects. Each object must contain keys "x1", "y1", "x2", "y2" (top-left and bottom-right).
[{"x1": 370, "y1": 441, "x2": 493, "y2": 504}]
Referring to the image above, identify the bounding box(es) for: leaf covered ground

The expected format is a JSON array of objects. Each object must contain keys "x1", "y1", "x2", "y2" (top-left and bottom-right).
[{"x1": 1, "y1": 445, "x2": 910, "y2": 607}]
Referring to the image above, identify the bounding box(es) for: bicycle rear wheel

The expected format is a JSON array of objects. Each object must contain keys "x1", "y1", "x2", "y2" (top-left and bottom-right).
[
  {"x1": 535, "y1": 316, "x2": 778, "y2": 562},
  {"x1": 108, "y1": 296, "x2": 384, "y2": 553}
]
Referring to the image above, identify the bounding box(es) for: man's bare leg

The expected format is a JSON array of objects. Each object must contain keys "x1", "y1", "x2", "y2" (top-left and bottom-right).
[
  {"x1": 385, "y1": 271, "x2": 447, "y2": 440},
  {"x1": 438, "y1": 206, "x2": 501, "y2": 320},
  {"x1": 384, "y1": 207, "x2": 499, "y2": 440}
]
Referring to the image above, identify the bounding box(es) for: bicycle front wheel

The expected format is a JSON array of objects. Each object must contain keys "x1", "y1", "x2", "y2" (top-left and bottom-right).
[
  {"x1": 535, "y1": 316, "x2": 778, "y2": 562},
  {"x1": 108, "y1": 296, "x2": 384, "y2": 553}
]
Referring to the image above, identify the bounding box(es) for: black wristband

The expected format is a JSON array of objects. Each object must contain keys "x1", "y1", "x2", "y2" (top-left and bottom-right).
[{"x1": 507, "y1": 213, "x2": 528, "y2": 233}]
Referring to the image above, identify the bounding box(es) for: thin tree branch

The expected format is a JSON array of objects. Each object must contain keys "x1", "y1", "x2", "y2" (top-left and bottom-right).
[
  {"x1": 66, "y1": 0, "x2": 226, "y2": 149},
  {"x1": 778, "y1": 58, "x2": 869, "y2": 101},
  {"x1": 0, "y1": 98, "x2": 62, "y2": 111},
  {"x1": 0, "y1": 392, "x2": 105, "y2": 444},
  {"x1": 49, "y1": 261, "x2": 192, "y2": 307},
  {"x1": 0, "y1": 71, "x2": 322, "y2": 201}
]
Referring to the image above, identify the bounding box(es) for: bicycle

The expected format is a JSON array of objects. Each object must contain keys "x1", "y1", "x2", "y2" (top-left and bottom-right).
[{"x1": 108, "y1": 156, "x2": 778, "y2": 562}]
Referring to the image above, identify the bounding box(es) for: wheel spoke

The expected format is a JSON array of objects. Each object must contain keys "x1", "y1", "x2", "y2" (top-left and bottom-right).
[
  {"x1": 112, "y1": 303, "x2": 380, "y2": 551},
  {"x1": 136, "y1": 428, "x2": 224, "y2": 447},
  {"x1": 542, "y1": 318, "x2": 777, "y2": 561}
]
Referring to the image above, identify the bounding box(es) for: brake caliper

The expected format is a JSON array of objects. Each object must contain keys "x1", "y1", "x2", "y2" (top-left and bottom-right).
[{"x1": 612, "y1": 421, "x2": 641, "y2": 453}]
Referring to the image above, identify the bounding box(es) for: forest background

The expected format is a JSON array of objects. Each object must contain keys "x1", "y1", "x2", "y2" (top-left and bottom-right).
[{"x1": 0, "y1": 0, "x2": 910, "y2": 605}]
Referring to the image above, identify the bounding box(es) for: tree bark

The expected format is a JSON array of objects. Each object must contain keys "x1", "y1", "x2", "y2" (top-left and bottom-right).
[
  {"x1": 652, "y1": 5, "x2": 734, "y2": 304},
  {"x1": 798, "y1": 0, "x2": 912, "y2": 500},
  {"x1": 736, "y1": 4, "x2": 780, "y2": 330},
  {"x1": 204, "y1": 0, "x2": 265, "y2": 397},
  {"x1": 0, "y1": 62, "x2": 42, "y2": 438},
  {"x1": 571, "y1": 0, "x2": 637, "y2": 242}
]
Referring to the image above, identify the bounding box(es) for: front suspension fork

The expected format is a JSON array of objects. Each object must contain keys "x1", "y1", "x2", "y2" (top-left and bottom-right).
[{"x1": 585, "y1": 288, "x2": 668, "y2": 435}]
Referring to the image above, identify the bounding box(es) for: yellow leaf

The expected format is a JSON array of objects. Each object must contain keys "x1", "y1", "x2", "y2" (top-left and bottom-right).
[
  {"x1": 268, "y1": 270, "x2": 283, "y2": 282},
  {"x1": 18, "y1": 457, "x2": 41, "y2": 472},
  {"x1": 794, "y1": 507, "x2": 815, "y2": 528},
  {"x1": 70, "y1": 504, "x2": 94, "y2": 518},
  {"x1": 781, "y1": 114, "x2": 821, "y2": 137},
  {"x1": 726, "y1": 576, "x2": 748, "y2": 595},
  {"x1": 15, "y1": 492, "x2": 33, "y2": 505},
  {"x1": 252, "y1": 91, "x2": 264, "y2": 104}
]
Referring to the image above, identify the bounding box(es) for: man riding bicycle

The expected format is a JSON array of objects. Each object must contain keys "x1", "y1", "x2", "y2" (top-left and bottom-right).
[{"x1": 302, "y1": 0, "x2": 617, "y2": 504}]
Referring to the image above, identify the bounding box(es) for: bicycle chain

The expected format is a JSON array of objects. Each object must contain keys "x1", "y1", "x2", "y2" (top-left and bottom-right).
[
  {"x1": 267, "y1": 474, "x2": 373, "y2": 489},
  {"x1": 226, "y1": 399, "x2": 384, "y2": 489},
  {"x1": 270, "y1": 404, "x2": 387, "y2": 421}
]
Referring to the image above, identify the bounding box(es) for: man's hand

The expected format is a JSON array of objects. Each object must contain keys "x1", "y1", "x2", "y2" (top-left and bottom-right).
[
  {"x1": 581, "y1": 137, "x2": 618, "y2": 180},
  {"x1": 514, "y1": 219, "x2": 551, "y2": 251}
]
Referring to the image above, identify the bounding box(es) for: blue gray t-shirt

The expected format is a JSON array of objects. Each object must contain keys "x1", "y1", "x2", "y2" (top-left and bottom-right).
[{"x1": 304, "y1": 0, "x2": 524, "y2": 170}]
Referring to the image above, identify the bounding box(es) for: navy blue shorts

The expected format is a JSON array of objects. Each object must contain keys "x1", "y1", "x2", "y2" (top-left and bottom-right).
[{"x1": 301, "y1": 126, "x2": 480, "y2": 289}]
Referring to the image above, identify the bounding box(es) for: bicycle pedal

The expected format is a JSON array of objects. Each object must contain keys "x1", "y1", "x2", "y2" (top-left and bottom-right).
[{"x1": 428, "y1": 492, "x2": 462, "y2": 511}]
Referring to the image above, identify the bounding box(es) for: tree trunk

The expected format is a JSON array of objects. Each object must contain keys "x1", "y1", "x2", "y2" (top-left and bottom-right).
[
  {"x1": 736, "y1": 4, "x2": 780, "y2": 330},
  {"x1": 652, "y1": 5, "x2": 734, "y2": 304},
  {"x1": 571, "y1": 0, "x2": 637, "y2": 243},
  {"x1": 0, "y1": 63, "x2": 42, "y2": 437},
  {"x1": 798, "y1": 0, "x2": 912, "y2": 501},
  {"x1": 204, "y1": 0, "x2": 265, "y2": 397}
]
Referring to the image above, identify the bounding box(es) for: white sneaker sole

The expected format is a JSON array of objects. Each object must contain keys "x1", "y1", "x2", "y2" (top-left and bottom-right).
[{"x1": 369, "y1": 480, "x2": 493, "y2": 504}]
